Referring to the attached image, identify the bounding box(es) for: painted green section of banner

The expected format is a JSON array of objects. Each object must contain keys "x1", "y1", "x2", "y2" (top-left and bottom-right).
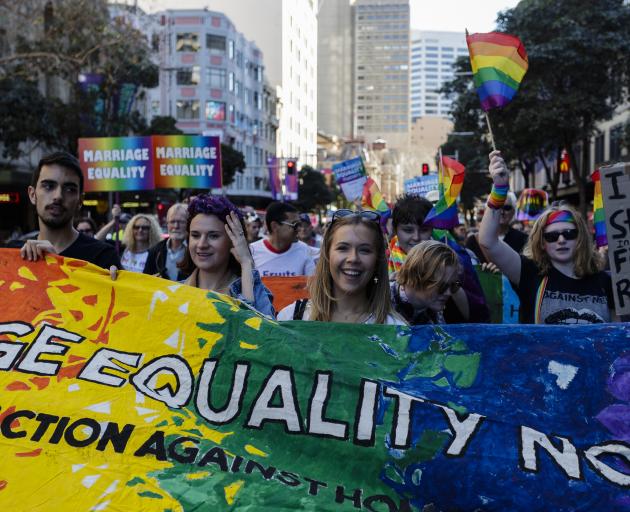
[{"x1": 0, "y1": 249, "x2": 628, "y2": 511}]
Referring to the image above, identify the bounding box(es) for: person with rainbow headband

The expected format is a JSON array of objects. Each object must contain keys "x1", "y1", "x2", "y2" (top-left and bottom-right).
[{"x1": 479, "y1": 151, "x2": 618, "y2": 324}]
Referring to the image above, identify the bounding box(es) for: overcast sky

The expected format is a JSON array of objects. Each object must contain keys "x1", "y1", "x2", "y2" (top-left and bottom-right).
[{"x1": 137, "y1": 0, "x2": 520, "y2": 33}]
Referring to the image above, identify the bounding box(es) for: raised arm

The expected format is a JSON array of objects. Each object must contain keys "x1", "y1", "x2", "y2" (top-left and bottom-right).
[
  {"x1": 478, "y1": 151, "x2": 522, "y2": 286},
  {"x1": 95, "y1": 204, "x2": 121, "y2": 241}
]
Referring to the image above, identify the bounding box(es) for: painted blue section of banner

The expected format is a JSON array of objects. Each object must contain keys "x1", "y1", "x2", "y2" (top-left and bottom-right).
[
  {"x1": 379, "y1": 323, "x2": 630, "y2": 511},
  {"x1": 502, "y1": 274, "x2": 520, "y2": 323}
]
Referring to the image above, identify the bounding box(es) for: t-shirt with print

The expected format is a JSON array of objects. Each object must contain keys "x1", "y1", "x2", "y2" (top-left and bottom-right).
[
  {"x1": 250, "y1": 239, "x2": 316, "y2": 277},
  {"x1": 515, "y1": 256, "x2": 613, "y2": 324}
]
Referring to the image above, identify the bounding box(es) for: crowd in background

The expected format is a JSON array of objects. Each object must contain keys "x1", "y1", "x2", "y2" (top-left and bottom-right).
[{"x1": 5, "y1": 150, "x2": 623, "y2": 326}]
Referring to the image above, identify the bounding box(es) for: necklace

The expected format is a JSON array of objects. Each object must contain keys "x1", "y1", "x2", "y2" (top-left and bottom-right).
[{"x1": 194, "y1": 269, "x2": 234, "y2": 294}]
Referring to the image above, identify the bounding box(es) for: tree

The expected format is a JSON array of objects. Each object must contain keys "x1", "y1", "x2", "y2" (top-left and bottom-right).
[
  {"x1": 0, "y1": 0, "x2": 158, "y2": 158},
  {"x1": 141, "y1": 116, "x2": 183, "y2": 136},
  {"x1": 220, "y1": 144, "x2": 245, "y2": 187},
  {"x1": 297, "y1": 165, "x2": 335, "y2": 212}
]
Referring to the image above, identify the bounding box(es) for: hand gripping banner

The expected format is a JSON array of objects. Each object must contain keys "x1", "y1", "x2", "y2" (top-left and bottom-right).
[{"x1": 0, "y1": 249, "x2": 629, "y2": 511}]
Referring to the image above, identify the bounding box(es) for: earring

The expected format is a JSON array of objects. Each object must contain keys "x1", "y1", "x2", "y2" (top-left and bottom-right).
[{"x1": 373, "y1": 276, "x2": 379, "y2": 284}]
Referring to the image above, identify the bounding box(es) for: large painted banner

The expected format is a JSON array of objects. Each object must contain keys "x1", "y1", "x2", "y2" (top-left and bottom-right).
[{"x1": 0, "y1": 249, "x2": 629, "y2": 511}]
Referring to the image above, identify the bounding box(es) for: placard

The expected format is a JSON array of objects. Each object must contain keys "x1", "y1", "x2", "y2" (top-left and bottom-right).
[
  {"x1": 332, "y1": 157, "x2": 367, "y2": 202},
  {"x1": 404, "y1": 175, "x2": 439, "y2": 198}
]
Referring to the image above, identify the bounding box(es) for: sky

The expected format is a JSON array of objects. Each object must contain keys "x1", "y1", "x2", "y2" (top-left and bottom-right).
[{"x1": 137, "y1": 0, "x2": 520, "y2": 33}]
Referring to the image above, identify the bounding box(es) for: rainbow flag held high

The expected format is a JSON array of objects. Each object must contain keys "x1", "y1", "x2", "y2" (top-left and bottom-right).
[
  {"x1": 591, "y1": 169, "x2": 608, "y2": 247},
  {"x1": 423, "y1": 156, "x2": 465, "y2": 229},
  {"x1": 466, "y1": 32, "x2": 529, "y2": 111},
  {"x1": 361, "y1": 176, "x2": 390, "y2": 214}
]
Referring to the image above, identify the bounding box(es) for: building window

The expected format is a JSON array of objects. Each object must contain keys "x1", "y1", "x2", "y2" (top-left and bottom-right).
[
  {"x1": 176, "y1": 100, "x2": 199, "y2": 119},
  {"x1": 151, "y1": 100, "x2": 159, "y2": 115},
  {"x1": 206, "y1": 34, "x2": 226, "y2": 53},
  {"x1": 228, "y1": 39, "x2": 234, "y2": 59},
  {"x1": 206, "y1": 101, "x2": 226, "y2": 121},
  {"x1": 594, "y1": 133, "x2": 605, "y2": 164},
  {"x1": 207, "y1": 67, "x2": 226, "y2": 88},
  {"x1": 176, "y1": 33, "x2": 199, "y2": 52},
  {"x1": 228, "y1": 72, "x2": 234, "y2": 92},
  {"x1": 176, "y1": 66, "x2": 200, "y2": 85},
  {"x1": 610, "y1": 124, "x2": 624, "y2": 160}
]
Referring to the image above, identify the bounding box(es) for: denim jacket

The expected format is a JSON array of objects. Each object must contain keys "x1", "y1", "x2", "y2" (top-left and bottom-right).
[{"x1": 228, "y1": 269, "x2": 275, "y2": 318}]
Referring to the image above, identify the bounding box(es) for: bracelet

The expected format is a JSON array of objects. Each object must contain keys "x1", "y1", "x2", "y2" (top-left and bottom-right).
[{"x1": 487, "y1": 184, "x2": 509, "y2": 210}]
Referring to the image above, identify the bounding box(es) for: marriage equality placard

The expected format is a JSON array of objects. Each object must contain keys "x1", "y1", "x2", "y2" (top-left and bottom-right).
[
  {"x1": 0, "y1": 249, "x2": 628, "y2": 511},
  {"x1": 78, "y1": 135, "x2": 222, "y2": 192}
]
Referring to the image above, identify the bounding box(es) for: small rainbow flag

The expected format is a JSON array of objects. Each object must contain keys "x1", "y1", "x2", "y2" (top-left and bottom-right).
[
  {"x1": 516, "y1": 188, "x2": 548, "y2": 222},
  {"x1": 591, "y1": 169, "x2": 607, "y2": 247},
  {"x1": 423, "y1": 156, "x2": 465, "y2": 229},
  {"x1": 466, "y1": 32, "x2": 529, "y2": 111},
  {"x1": 361, "y1": 177, "x2": 389, "y2": 214}
]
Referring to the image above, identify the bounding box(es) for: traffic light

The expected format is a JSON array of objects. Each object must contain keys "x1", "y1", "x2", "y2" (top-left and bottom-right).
[
  {"x1": 421, "y1": 163, "x2": 429, "y2": 176},
  {"x1": 286, "y1": 159, "x2": 297, "y2": 175}
]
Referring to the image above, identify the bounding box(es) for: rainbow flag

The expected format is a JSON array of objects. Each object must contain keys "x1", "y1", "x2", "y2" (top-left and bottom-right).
[
  {"x1": 361, "y1": 176, "x2": 389, "y2": 213},
  {"x1": 466, "y1": 32, "x2": 529, "y2": 111},
  {"x1": 516, "y1": 188, "x2": 548, "y2": 222},
  {"x1": 423, "y1": 156, "x2": 465, "y2": 229},
  {"x1": 591, "y1": 169, "x2": 607, "y2": 247}
]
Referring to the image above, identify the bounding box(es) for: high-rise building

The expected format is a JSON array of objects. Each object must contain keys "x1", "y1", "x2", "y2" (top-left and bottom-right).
[
  {"x1": 353, "y1": 0, "x2": 410, "y2": 150},
  {"x1": 317, "y1": 0, "x2": 354, "y2": 139},
  {"x1": 410, "y1": 30, "x2": 468, "y2": 120},
  {"x1": 207, "y1": 0, "x2": 318, "y2": 168}
]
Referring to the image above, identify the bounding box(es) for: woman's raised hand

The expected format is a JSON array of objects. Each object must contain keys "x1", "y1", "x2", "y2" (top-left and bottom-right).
[
  {"x1": 488, "y1": 150, "x2": 509, "y2": 187},
  {"x1": 225, "y1": 211, "x2": 254, "y2": 268}
]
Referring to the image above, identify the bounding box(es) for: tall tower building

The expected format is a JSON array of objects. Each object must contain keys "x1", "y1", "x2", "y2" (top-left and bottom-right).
[
  {"x1": 410, "y1": 30, "x2": 468, "y2": 119},
  {"x1": 353, "y1": 0, "x2": 410, "y2": 149},
  {"x1": 317, "y1": 0, "x2": 354, "y2": 139},
  {"x1": 208, "y1": 0, "x2": 318, "y2": 167}
]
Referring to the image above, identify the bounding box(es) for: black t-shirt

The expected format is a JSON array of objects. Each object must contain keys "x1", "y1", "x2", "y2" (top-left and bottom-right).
[
  {"x1": 515, "y1": 256, "x2": 613, "y2": 324},
  {"x1": 61, "y1": 233, "x2": 121, "y2": 270}
]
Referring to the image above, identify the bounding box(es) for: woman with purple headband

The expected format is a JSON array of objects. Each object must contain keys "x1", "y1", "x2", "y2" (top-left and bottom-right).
[
  {"x1": 178, "y1": 194, "x2": 275, "y2": 318},
  {"x1": 479, "y1": 150, "x2": 618, "y2": 324}
]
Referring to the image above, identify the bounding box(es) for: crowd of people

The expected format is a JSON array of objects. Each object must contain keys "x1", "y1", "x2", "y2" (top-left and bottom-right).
[{"x1": 6, "y1": 150, "x2": 622, "y2": 325}]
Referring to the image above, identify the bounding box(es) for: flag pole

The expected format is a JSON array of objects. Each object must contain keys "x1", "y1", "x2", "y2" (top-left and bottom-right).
[{"x1": 484, "y1": 111, "x2": 497, "y2": 151}]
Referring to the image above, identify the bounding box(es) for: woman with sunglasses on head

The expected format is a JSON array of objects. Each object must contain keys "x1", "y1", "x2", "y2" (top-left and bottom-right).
[
  {"x1": 120, "y1": 214, "x2": 162, "y2": 273},
  {"x1": 278, "y1": 210, "x2": 406, "y2": 324},
  {"x1": 479, "y1": 151, "x2": 618, "y2": 324},
  {"x1": 179, "y1": 195, "x2": 275, "y2": 318},
  {"x1": 391, "y1": 240, "x2": 462, "y2": 325}
]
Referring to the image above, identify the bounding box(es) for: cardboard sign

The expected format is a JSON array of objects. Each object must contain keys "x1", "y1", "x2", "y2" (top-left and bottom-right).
[
  {"x1": 332, "y1": 157, "x2": 367, "y2": 202},
  {"x1": 600, "y1": 162, "x2": 630, "y2": 316},
  {"x1": 404, "y1": 175, "x2": 439, "y2": 198}
]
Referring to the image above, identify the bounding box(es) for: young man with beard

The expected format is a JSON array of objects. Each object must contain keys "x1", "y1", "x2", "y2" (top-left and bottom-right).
[
  {"x1": 20, "y1": 152, "x2": 120, "y2": 273},
  {"x1": 143, "y1": 203, "x2": 190, "y2": 281}
]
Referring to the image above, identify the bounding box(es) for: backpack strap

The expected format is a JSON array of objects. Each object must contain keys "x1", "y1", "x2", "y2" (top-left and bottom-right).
[{"x1": 293, "y1": 299, "x2": 308, "y2": 320}]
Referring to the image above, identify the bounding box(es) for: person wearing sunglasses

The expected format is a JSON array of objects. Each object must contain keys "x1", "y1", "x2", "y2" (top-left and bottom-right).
[
  {"x1": 466, "y1": 191, "x2": 527, "y2": 264},
  {"x1": 391, "y1": 240, "x2": 463, "y2": 325},
  {"x1": 120, "y1": 214, "x2": 162, "y2": 273},
  {"x1": 278, "y1": 209, "x2": 406, "y2": 325},
  {"x1": 249, "y1": 201, "x2": 316, "y2": 277},
  {"x1": 479, "y1": 150, "x2": 617, "y2": 324}
]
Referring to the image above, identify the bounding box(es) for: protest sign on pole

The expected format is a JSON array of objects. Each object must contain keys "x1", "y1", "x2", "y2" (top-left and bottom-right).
[
  {"x1": 267, "y1": 156, "x2": 282, "y2": 200},
  {"x1": 78, "y1": 137, "x2": 154, "y2": 192},
  {"x1": 600, "y1": 162, "x2": 630, "y2": 316},
  {"x1": 332, "y1": 157, "x2": 367, "y2": 202},
  {"x1": 404, "y1": 175, "x2": 439, "y2": 198},
  {"x1": 1, "y1": 249, "x2": 629, "y2": 511},
  {"x1": 152, "y1": 135, "x2": 222, "y2": 190}
]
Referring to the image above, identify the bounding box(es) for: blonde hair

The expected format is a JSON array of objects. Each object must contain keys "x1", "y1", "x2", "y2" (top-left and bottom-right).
[
  {"x1": 308, "y1": 215, "x2": 392, "y2": 324},
  {"x1": 523, "y1": 204, "x2": 601, "y2": 277},
  {"x1": 122, "y1": 214, "x2": 162, "y2": 252},
  {"x1": 398, "y1": 240, "x2": 460, "y2": 293}
]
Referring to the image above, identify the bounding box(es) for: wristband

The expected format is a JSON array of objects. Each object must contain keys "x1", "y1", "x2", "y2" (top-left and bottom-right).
[{"x1": 487, "y1": 184, "x2": 509, "y2": 210}]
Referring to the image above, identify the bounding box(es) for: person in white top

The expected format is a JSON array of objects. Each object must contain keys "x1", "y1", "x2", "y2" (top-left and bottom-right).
[
  {"x1": 249, "y1": 202, "x2": 316, "y2": 277},
  {"x1": 278, "y1": 210, "x2": 406, "y2": 325},
  {"x1": 120, "y1": 214, "x2": 162, "y2": 273}
]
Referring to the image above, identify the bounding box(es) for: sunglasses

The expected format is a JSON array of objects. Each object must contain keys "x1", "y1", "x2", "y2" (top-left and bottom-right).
[
  {"x1": 133, "y1": 225, "x2": 150, "y2": 232},
  {"x1": 331, "y1": 209, "x2": 381, "y2": 223},
  {"x1": 437, "y1": 280, "x2": 462, "y2": 295},
  {"x1": 543, "y1": 228, "x2": 578, "y2": 243},
  {"x1": 280, "y1": 220, "x2": 300, "y2": 230},
  {"x1": 501, "y1": 205, "x2": 514, "y2": 212}
]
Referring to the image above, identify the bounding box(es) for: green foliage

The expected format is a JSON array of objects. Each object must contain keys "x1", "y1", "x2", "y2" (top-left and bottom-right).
[
  {"x1": 296, "y1": 165, "x2": 335, "y2": 212},
  {"x1": 442, "y1": 0, "x2": 630, "y2": 212},
  {"x1": 220, "y1": 144, "x2": 245, "y2": 187}
]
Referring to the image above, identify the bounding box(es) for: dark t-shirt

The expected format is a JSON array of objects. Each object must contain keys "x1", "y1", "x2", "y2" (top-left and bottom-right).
[
  {"x1": 514, "y1": 256, "x2": 613, "y2": 324},
  {"x1": 61, "y1": 233, "x2": 121, "y2": 270}
]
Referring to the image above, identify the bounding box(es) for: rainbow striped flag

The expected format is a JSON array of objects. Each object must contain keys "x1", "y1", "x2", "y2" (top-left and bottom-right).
[
  {"x1": 466, "y1": 32, "x2": 529, "y2": 111},
  {"x1": 423, "y1": 156, "x2": 465, "y2": 229},
  {"x1": 591, "y1": 169, "x2": 608, "y2": 247},
  {"x1": 361, "y1": 176, "x2": 390, "y2": 213}
]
